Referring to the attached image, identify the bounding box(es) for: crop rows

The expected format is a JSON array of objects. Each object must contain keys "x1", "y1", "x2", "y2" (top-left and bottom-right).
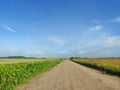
[
  {"x1": 0, "y1": 59, "x2": 63, "y2": 90},
  {"x1": 72, "y1": 58, "x2": 120, "y2": 76}
]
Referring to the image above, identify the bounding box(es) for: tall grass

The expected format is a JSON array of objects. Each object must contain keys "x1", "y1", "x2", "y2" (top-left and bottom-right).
[
  {"x1": 0, "y1": 59, "x2": 63, "y2": 90},
  {"x1": 72, "y1": 59, "x2": 120, "y2": 76}
]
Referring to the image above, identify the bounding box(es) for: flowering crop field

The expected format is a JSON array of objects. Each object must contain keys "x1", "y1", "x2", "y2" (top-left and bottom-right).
[
  {"x1": 0, "y1": 58, "x2": 64, "y2": 90},
  {"x1": 72, "y1": 58, "x2": 120, "y2": 76}
]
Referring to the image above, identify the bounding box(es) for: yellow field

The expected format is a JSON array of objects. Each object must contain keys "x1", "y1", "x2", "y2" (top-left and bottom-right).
[{"x1": 72, "y1": 58, "x2": 120, "y2": 76}]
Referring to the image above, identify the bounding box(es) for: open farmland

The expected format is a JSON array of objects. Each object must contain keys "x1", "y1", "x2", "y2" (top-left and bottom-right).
[
  {"x1": 18, "y1": 60, "x2": 120, "y2": 90},
  {"x1": 0, "y1": 58, "x2": 120, "y2": 90},
  {"x1": 0, "y1": 58, "x2": 64, "y2": 90},
  {"x1": 71, "y1": 58, "x2": 120, "y2": 76},
  {"x1": 0, "y1": 58, "x2": 56, "y2": 64}
]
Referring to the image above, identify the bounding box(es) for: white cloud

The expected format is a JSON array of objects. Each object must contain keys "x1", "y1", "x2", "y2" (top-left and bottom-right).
[
  {"x1": 77, "y1": 36, "x2": 120, "y2": 48},
  {"x1": 1, "y1": 25, "x2": 16, "y2": 32},
  {"x1": 111, "y1": 16, "x2": 120, "y2": 23},
  {"x1": 48, "y1": 36, "x2": 66, "y2": 45},
  {"x1": 88, "y1": 25, "x2": 104, "y2": 32},
  {"x1": 103, "y1": 36, "x2": 120, "y2": 47}
]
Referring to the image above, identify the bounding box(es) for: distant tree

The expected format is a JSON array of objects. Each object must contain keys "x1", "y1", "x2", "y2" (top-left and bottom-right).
[
  {"x1": 7, "y1": 56, "x2": 26, "y2": 58},
  {"x1": 69, "y1": 57, "x2": 74, "y2": 60}
]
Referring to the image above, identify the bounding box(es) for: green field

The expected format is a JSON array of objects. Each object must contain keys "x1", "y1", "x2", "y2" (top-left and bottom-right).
[
  {"x1": 71, "y1": 58, "x2": 120, "y2": 76},
  {"x1": 0, "y1": 58, "x2": 64, "y2": 90}
]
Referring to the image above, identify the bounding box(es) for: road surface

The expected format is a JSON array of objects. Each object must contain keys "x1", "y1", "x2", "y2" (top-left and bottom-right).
[{"x1": 18, "y1": 60, "x2": 120, "y2": 90}]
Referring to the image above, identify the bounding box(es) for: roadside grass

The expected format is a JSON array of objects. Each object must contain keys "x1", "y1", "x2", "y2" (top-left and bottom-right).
[
  {"x1": 0, "y1": 58, "x2": 64, "y2": 90},
  {"x1": 71, "y1": 58, "x2": 120, "y2": 76}
]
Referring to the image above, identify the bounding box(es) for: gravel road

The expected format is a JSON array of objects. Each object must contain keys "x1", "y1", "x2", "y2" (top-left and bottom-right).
[{"x1": 18, "y1": 60, "x2": 120, "y2": 90}]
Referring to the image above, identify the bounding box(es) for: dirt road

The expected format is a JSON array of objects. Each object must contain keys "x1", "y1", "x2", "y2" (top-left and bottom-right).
[{"x1": 18, "y1": 60, "x2": 120, "y2": 90}]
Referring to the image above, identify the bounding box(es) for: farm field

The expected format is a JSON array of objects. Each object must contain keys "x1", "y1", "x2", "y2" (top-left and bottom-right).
[
  {"x1": 0, "y1": 58, "x2": 120, "y2": 90},
  {"x1": 71, "y1": 58, "x2": 120, "y2": 76},
  {"x1": 18, "y1": 60, "x2": 120, "y2": 90},
  {"x1": 0, "y1": 58, "x2": 64, "y2": 90},
  {"x1": 0, "y1": 58, "x2": 59, "y2": 64}
]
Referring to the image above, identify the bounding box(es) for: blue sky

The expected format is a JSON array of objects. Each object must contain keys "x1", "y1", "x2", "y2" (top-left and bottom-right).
[{"x1": 0, "y1": 0, "x2": 120, "y2": 57}]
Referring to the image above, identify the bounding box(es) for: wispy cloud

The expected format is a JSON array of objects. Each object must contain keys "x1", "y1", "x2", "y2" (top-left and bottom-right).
[
  {"x1": 92, "y1": 20, "x2": 101, "y2": 23},
  {"x1": 111, "y1": 16, "x2": 120, "y2": 23},
  {"x1": 67, "y1": 35, "x2": 120, "y2": 57},
  {"x1": 48, "y1": 36, "x2": 66, "y2": 45},
  {"x1": 1, "y1": 25, "x2": 16, "y2": 32},
  {"x1": 87, "y1": 25, "x2": 104, "y2": 32},
  {"x1": 103, "y1": 36, "x2": 120, "y2": 47}
]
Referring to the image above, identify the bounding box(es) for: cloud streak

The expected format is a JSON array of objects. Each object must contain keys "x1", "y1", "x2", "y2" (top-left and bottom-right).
[
  {"x1": 1, "y1": 25, "x2": 16, "y2": 32},
  {"x1": 111, "y1": 16, "x2": 120, "y2": 23},
  {"x1": 48, "y1": 36, "x2": 66, "y2": 46},
  {"x1": 103, "y1": 36, "x2": 120, "y2": 47},
  {"x1": 87, "y1": 25, "x2": 104, "y2": 32}
]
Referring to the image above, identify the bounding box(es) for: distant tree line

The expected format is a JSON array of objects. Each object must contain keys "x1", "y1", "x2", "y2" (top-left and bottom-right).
[
  {"x1": 7, "y1": 56, "x2": 26, "y2": 58},
  {"x1": 69, "y1": 57, "x2": 120, "y2": 60},
  {"x1": 0, "y1": 56, "x2": 36, "y2": 59}
]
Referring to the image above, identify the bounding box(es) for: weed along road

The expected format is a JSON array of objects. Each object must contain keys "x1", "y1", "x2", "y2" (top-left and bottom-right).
[{"x1": 18, "y1": 60, "x2": 120, "y2": 90}]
